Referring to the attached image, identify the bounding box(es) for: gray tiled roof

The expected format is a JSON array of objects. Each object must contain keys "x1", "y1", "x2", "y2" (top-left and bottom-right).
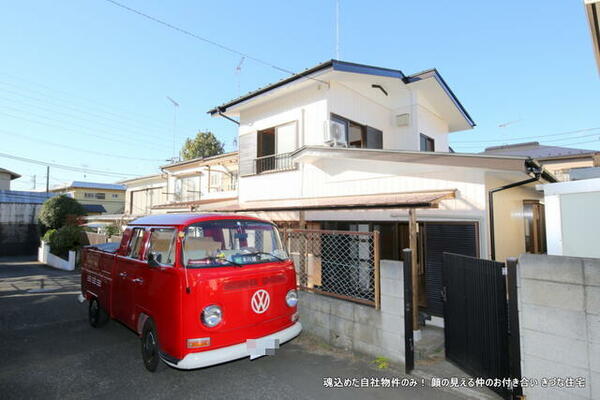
[{"x1": 481, "y1": 141, "x2": 599, "y2": 159}]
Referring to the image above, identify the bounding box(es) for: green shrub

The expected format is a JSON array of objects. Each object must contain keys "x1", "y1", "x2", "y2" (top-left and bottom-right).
[
  {"x1": 39, "y1": 195, "x2": 86, "y2": 231},
  {"x1": 41, "y1": 229, "x2": 57, "y2": 244},
  {"x1": 50, "y1": 225, "x2": 84, "y2": 259},
  {"x1": 104, "y1": 223, "x2": 121, "y2": 237}
]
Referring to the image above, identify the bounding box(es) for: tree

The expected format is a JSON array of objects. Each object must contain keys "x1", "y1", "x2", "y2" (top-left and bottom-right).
[
  {"x1": 180, "y1": 131, "x2": 225, "y2": 161},
  {"x1": 38, "y1": 195, "x2": 86, "y2": 231}
]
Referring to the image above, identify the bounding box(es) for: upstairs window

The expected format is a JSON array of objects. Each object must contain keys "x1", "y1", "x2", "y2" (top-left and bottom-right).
[
  {"x1": 256, "y1": 122, "x2": 297, "y2": 173},
  {"x1": 95, "y1": 193, "x2": 106, "y2": 200},
  {"x1": 420, "y1": 134, "x2": 435, "y2": 152},
  {"x1": 330, "y1": 114, "x2": 382, "y2": 149}
]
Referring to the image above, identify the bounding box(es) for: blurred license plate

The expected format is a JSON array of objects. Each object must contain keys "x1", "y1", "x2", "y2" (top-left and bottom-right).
[{"x1": 246, "y1": 338, "x2": 280, "y2": 360}]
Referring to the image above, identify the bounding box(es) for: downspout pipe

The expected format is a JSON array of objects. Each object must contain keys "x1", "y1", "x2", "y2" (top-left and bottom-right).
[
  {"x1": 216, "y1": 107, "x2": 240, "y2": 126},
  {"x1": 488, "y1": 165, "x2": 543, "y2": 261}
]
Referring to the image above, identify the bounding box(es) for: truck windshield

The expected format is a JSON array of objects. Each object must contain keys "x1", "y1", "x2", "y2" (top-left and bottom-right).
[{"x1": 183, "y1": 220, "x2": 289, "y2": 268}]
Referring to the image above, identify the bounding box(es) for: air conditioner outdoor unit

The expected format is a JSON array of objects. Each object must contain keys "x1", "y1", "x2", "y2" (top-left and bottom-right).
[{"x1": 324, "y1": 120, "x2": 347, "y2": 147}]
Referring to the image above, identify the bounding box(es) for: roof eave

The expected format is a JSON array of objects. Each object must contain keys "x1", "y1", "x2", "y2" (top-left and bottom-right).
[{"x1": 404, "y1": 69, "x2": 475, "y2": 128}]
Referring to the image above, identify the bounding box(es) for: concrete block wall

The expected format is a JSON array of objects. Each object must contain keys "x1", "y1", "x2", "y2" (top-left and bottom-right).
[
  {"x1": 298, "y1": 259, "x2": 405, "y2": 363},
  {"x1": 517, "y1": 254, "x2": 600, "y2": 400}
]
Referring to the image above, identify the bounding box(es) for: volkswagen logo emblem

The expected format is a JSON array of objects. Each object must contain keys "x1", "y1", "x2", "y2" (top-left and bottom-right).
[{"x1": 251, "y1": 289, "x2": 270, "y2": 314}]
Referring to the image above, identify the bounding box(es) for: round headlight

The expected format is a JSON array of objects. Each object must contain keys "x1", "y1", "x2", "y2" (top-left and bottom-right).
[
  {"x1": 201, "y1": 305, "x2": 222, "y2": 327},
  {"x1": 286, "y1": 289, "x2": 298, "y2": 307}
]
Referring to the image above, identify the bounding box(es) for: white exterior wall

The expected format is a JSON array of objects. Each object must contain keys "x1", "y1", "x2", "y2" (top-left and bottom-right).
[
  {"x1": 124, "y1": 178, "x2": 167, "y2": 215},
  {"x1": 416, "y1": 96, "x2": 450, "y2": 152},
  {"x1": 541, "y1": 178, "x2": 600, "y2": 258},
  {"x1": 0, "y1": 173, "x2": 11, "y2": 190},
  {"x1": 237, "y1": 79, "x2": 455, "y2": 202},
  {"x1": 326, "y1": 82, "x2": 405, "y2": 150},
  {"x1": 166, "y1": 164, "x2": 238, "y2": 202},
  {"x1": 239, "y1": 83, "x2": 328, "y2": 147}
]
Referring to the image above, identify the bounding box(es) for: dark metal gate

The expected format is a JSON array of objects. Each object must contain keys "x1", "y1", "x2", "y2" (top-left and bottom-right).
[{"x1": 442, "y1": 253, "x2": 521, "y2": 400}]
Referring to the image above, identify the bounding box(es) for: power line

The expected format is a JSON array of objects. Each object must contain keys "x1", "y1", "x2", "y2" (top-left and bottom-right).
[
  {"x1": 0, "y1": 152, "x2": 139, "y2": 178},
  {"x1": 100, "y1": 0, "x2": 329, "y2": 86},
  {"x1": 0, "y1": 71, "x2": 172, "y2": 129},
  {"x1": 455, "y1": 132, "x2": 600, "y2": 148},
  {"x1": 101, "y1": 0, "x2": 295, "y2": 75},
  {"x1": 452, "y1": 127, "x2": 600, "y2": 144},
  {"x1": 0, "y1": 129, "x2": 163, "y2": 162},
  {"x1": 0, "y1": 82, "x2": 176, "y2": 140},
  {"x1": 0, "y1": 108, "x2": 168, "y2": 152}
]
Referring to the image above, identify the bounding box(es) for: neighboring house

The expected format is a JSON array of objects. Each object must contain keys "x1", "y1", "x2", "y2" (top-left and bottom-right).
[
  {"x1": 49, "y1": 181, "x2": 126, "y2": 214},
  {"x1": 207, "y1": 59, "x2": 557, "y2": 320},
  {"x1": 482, "y1": 141, "x2": 600, "y2": 181},
  {"x1": 150, "y1": 152, "x2": 238, "y2": 213},
  {"x1": 120, "y1": 173, "x2": 167, "y2": 216},
  {"x1": 0, "y1": 168, "x2": 20, "y2": 190},
  {"x1": 0, "y1": 190, "x2": 54, "y2": 256},
  {"x1": 585, "y1": 0, "x2": 600, "y2": 73},
  {"x1": 537, "y1": 177, "x2": 600, "y2": 258}
]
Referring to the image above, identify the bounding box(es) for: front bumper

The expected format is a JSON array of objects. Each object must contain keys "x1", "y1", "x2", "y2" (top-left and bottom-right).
[{"x1": 163, "y1": 322, "x2": 302, "y2": 370}]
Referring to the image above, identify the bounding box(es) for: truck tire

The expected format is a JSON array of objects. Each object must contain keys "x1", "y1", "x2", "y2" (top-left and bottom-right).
[
  {"x1": 141, "y1": 319, "x2": 163, "y2": 372},
  {"x1": 88, "y1": 298, "x2": 108, "y2": 328}
]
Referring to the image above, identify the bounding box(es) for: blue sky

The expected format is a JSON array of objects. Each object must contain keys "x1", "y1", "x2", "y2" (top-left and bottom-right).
[{"x1": 1, "y1": 0, "x2": 599, "y2": 190}]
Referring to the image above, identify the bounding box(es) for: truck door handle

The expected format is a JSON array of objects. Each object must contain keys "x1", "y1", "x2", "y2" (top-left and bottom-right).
[
  {"x1": 132, "y1": 278, "x2": 144, "y2": 285},
  {"x1": 118, "y1": 272, "x2": 128, "y2": 278}
]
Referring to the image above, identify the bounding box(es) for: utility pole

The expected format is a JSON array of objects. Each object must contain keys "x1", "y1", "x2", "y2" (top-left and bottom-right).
[
  {"x1": 166, "y1": 96, "x2": 179, "y2": 163},
  {"x1": 32, "y1": 175, "x2": 36, "y2": 190},
  {"x1": 45, "y1": 166, "x2": 49, "y2": 193},
  {"x1": 335, "y1": 0, "x2": 340, "y2": 59}
]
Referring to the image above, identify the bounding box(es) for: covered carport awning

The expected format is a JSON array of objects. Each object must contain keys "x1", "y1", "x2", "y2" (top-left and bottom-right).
[
  {"x1": 209, "y1": 189, "x2": 456, "y2": 212},
  {"x1": 82, "y1": 204, "x2": 107, "y2": 214}
]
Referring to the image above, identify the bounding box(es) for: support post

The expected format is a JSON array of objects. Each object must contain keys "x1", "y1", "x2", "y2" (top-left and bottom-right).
[
  {"x1": 373, "y1": 230, "x2": 381, "y2": 310},
  {"x1": 408, "y1": 208, "x2": 419, "y2": 331},
  {"x1": 299, "y1": 210, "x2": 306, "y2": 229},
  {"x1": 506, "y1": 257, "x2": 523, "y2": 399},
  {"x1": 403, "y1": 248, "x2": 414, "y2": 374}
]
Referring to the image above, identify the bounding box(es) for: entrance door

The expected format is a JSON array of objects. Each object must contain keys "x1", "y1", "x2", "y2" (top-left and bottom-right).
[
  {"x1": 442, "y1": 253, "x2": 510, "y2": 399},
  {"x1": 423, "y1": 223, "x2": 478, "y2": 317}
]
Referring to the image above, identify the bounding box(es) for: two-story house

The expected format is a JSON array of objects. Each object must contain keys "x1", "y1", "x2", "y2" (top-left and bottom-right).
[
  {"x1": 120, "y1": 152, "x2": 239, "y2": 216},
  {"x1": 121, "y1": 173, "x2": 168, "y2": 217},
  {"x1": 145, "y1": 152, "x2": 238, "y2": 214},
  {"x1": 50, "y1": 181, "x2": 126, "y2": 215},
  {"x1": 207, "y1": 59, "x2": 556, "y2": 321}
]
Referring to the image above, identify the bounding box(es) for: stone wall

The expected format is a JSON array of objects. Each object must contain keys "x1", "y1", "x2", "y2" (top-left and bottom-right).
[
  {"x1": 517, "y1": 253, "x2": 600, "y2": 400},
  {"x1": 298, "y1": 259, "x2": 405, "y2": 363}
]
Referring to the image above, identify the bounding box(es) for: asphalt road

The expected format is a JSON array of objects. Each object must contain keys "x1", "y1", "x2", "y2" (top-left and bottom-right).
[{"x1": 0, "y1": 257, "x2": 465, "y2": 400}]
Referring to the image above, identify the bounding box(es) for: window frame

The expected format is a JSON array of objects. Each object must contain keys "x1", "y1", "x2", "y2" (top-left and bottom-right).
[
  {"x1": 330, "y1": 113, "x2": 382, "y2": 149},
  {"x1": 420, "y1": 133, "x2": 435, "y2": 152},
  {"x1": 127, "y1": 227, "x2": 147, "y2": 260},
  {"x1": 146, "y1": 227, "x2": 177, "y2": 267}
]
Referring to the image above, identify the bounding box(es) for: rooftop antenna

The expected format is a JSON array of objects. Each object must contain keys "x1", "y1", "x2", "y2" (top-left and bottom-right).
[
  {"x1": 335, "y1": 0, "x2": 340, "y2": 59},
  {"x1": 166, "y1": 96, "x2": 180, "y2": 163},
  {"x1": 235, "y1": 57, "x2": 245, "y2": 95}
]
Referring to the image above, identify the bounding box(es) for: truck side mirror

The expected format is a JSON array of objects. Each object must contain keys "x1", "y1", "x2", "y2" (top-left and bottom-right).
[{"x1": 148, "y1": 252, "x2": 161, "y2": 267}]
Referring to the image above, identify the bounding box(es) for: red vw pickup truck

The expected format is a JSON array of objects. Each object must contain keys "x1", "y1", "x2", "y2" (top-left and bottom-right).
[{"x1": 80, "y1": 213, "x2": 301, "y2": 371}]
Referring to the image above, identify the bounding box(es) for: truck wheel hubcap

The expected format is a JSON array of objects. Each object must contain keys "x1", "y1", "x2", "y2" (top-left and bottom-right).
[{"x1": 144, "y1": 332, "x2": 156, "y2": 360}]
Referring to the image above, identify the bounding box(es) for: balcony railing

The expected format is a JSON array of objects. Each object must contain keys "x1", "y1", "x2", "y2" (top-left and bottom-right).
[{"x1": 255, "y1": 152, "x2": 296, "y2": 174}]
